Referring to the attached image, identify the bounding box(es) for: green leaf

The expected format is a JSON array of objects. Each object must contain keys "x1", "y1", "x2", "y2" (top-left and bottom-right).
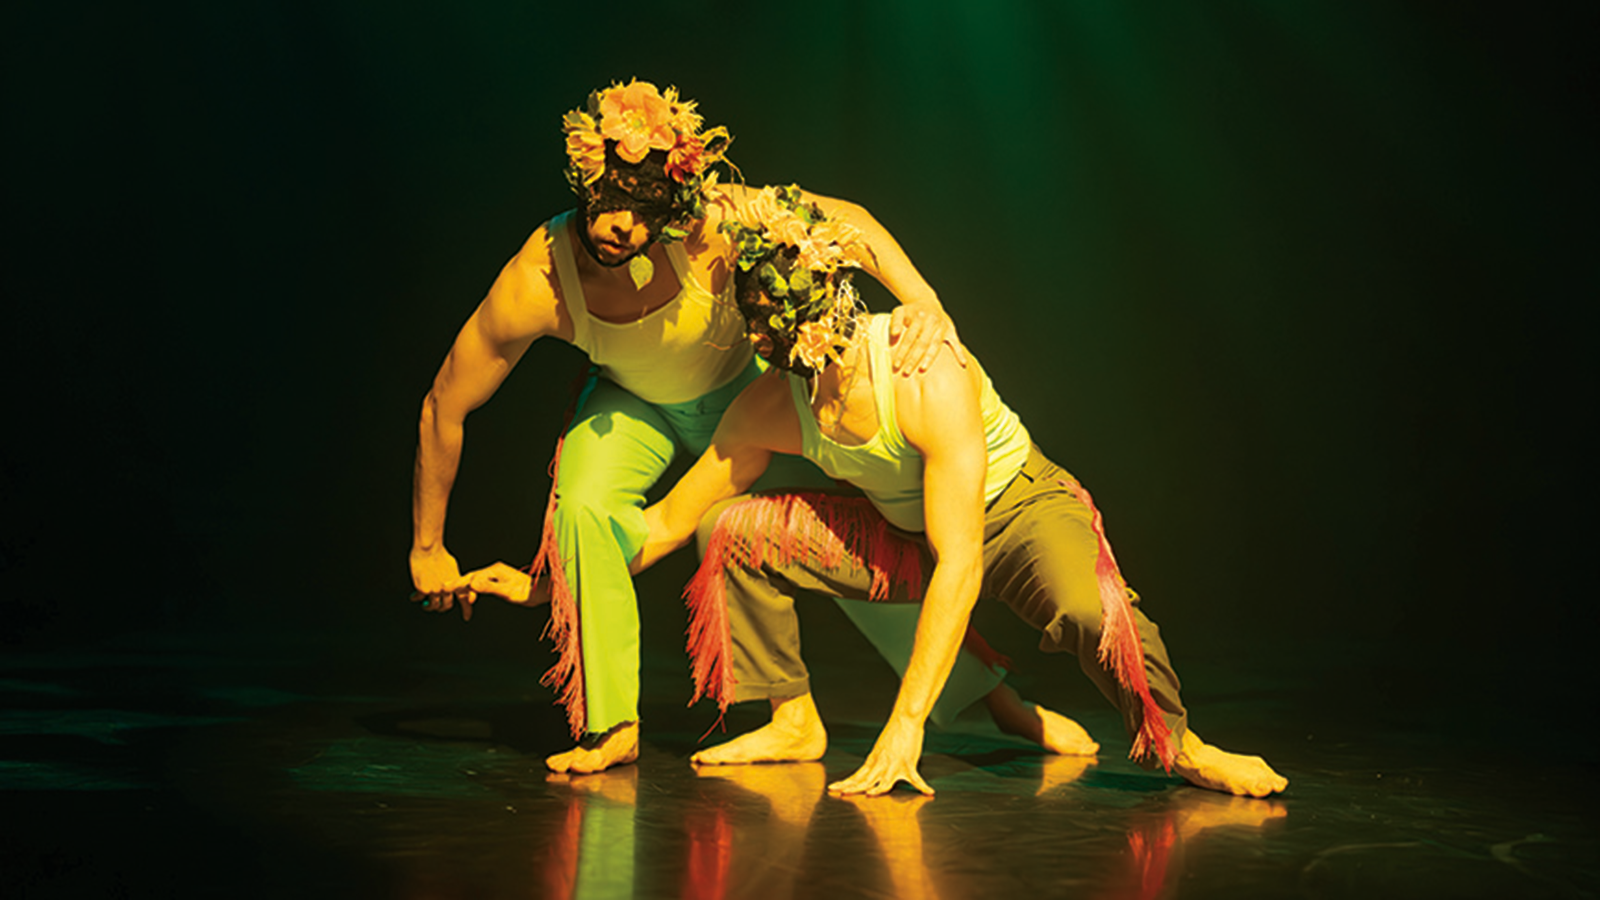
[
  {"x1": 758, "y1": 262, "x2": 788, "y2": 297},
  {"x1": 789, "y1": 268, "x2": 813, "y2": 296}
]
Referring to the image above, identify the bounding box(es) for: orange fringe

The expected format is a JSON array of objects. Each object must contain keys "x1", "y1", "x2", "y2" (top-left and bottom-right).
[
  {"x1": 1061, "y1": 478, "x2": 1176, "y2": 771},
  {"x1": 685, "y1": 493, "x2": 1008, "y2": 719},
  {"x1": 528, "y1": 372, "x2": 596, "y2": 741}
]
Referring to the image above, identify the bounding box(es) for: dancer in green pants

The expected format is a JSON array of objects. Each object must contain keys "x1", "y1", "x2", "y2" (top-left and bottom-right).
[{"x1": 411, "y1": 81, "x2": 1036, "y2": 774}]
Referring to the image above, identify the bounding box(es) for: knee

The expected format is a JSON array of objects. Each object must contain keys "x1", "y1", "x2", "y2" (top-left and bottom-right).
[
  {"x1": 695, "y1": 496, "x2": 753, "y2": 559},
  {"x1": 551, "y1": 482, "x2": 639, "y2": 541},
  {"x1": 1027, "y1": 574, "x2": 1108, "y2": 652}
]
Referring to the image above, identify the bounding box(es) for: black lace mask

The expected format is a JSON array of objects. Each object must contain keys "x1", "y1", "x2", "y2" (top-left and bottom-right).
[{"x1": 574, "y1": 147, "x2": 680, "y2": 264}]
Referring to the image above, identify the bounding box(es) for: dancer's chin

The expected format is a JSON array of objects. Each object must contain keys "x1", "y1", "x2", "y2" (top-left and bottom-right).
[
  {"x1": 593, "y1": 244, "x2": 642, "y2": 268},
  {"x1": 578, "y1": 222, "x2": 649, "y2": 269}
]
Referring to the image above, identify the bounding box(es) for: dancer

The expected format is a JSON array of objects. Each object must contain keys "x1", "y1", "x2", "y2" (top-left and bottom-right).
[
  {"x1": 612, "y1": 186, "x2": 1287, "y2": 797},
  {"x1": 410, "y1": 80, "x2": 1040, "y2": 774}
]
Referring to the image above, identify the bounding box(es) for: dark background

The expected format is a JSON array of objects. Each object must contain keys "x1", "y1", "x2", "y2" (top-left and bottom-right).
[{"x1": 4, "y1": 3, "x2": 1593, "y2": 751}]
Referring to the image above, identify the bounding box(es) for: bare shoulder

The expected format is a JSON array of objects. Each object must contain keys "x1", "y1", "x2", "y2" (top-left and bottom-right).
[
  {"x1": 697, "y1": 183, "x2": 750, "y2": 240},
  {"x1": 894, "y1": 342, "x2": 983, "y2": 447},
  {"x1": 708, "y1": 181, "x2": 756, "y2": 210},
  {"x1": 481, "y1": 220, "x2": 570, "y2": 343}
]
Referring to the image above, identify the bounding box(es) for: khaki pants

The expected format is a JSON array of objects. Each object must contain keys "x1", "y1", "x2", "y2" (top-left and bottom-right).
[{"x1": 706, "y1": 446, "x2": 1189, "y2": 763}]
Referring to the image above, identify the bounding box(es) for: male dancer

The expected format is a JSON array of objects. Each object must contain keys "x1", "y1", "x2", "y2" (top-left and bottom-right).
[
  {"x1": 411, "y1": 81, "x2": 1045, "y2": 775},
  {"x1": 603, "y1": 187, "x2": 1284, "y2": 796}
]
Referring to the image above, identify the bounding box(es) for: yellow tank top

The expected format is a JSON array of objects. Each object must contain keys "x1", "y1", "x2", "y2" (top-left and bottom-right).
[
  {"x1": 790, "y1": 314, "x2": 1031, "y2": 532},
  {"x1": 549, "y1": 211, "x2": 752, "y2": 405}
]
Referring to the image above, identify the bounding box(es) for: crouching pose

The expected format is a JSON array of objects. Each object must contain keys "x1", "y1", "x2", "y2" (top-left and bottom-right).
[
  {"x1": 419, "y1": 79, "x2": 1077, "y2": 775},
  {"x1": 619, "y1": 187, "x2": 1288, "y2": 797}
]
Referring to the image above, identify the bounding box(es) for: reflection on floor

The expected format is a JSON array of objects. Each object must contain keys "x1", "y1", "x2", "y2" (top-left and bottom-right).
[{"x1": 1, "y1": 624, "x2": 1594, "y2": 899}]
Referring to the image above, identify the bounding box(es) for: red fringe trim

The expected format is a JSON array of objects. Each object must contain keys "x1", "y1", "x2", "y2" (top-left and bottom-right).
[
  {"x1": 685, "y1": 493, "x2": 927, "y2": 715},
  {"x1": 1061, "y1": 479, "x2": 1176, "y2": 771},
  {"x1": 684, "y1": 492, "x2": 1009, "y2": 720},
  {"x1": 527, "y1": 373, "x2": 595, "y2": 741}
]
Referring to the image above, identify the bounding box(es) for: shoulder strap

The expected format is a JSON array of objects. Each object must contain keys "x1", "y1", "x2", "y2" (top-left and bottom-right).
[
  {"x1": 867, "y1": 316, "x2": 909, "y2": 456},
  {"x1": 547, "y1": 211, "x2": 591, "y2": 350},
  {"x1": 663, "y1": 239, "x2": 695, "y2": 286},
  {"x1": 787, "y1": 371, "x2": 820, "y2": 456}
]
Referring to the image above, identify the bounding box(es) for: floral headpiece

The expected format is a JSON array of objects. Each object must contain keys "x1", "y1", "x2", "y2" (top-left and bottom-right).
[
  {"x1": 562, "y1": 79, "x2": 733, "y2": 243},
  {"x1": 721, "y1": 185, "x2": 871, "y2": 373}
]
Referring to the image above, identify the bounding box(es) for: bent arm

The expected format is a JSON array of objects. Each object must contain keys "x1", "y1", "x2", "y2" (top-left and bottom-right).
[
  {"x1": 411, "y1": 230, "x2": 564, "y2": 594},
  {"x1": 801, "y1": 191, "x2": 941, "y2": 310},
  {"x1": 708, "y1": 184, "x2": 961, "y2": 371},
  {"x1": 800, "y1": 190, "x2": 965, "y2": 373},
  {"x1": 630, "y1": 373, "x2": 795, "y2": 573}
]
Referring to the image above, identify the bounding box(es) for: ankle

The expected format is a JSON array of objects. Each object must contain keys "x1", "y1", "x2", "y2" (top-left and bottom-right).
[{"x1": 770, "y1": 694, "x2": 824, "y2": 734}]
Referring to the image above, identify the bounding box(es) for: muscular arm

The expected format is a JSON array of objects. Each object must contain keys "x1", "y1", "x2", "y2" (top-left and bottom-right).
[
  {"x1": 411, "y1": 227, "x2": 568, "y2": 609},
  {"x1": 629, "y1": 372, "x2": 798, "y2": 573},
  {"x1": 802, "y1": 190, "x2": 967, "y2": 373},
  {"x1": 829, "y1": 348, "x2": 989, "y2": 796}
]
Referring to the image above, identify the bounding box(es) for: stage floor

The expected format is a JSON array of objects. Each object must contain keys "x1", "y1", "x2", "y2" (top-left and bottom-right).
[{"x1": 2, "y1": 614, "x2": 1594, "y2": 899}]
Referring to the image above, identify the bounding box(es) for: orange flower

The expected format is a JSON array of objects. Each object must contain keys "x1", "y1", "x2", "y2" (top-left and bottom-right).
[
  {"x1": 598, "y1": 80, "x2": 676, "y2": 164},
  {"x1": 665, "y1": 133, "x2": 705, "y2": 183}
]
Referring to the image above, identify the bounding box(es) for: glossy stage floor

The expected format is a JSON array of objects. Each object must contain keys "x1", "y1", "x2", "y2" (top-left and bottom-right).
[{"x1": 3, "y1": 598, "x2": 1595, "y2": 900}]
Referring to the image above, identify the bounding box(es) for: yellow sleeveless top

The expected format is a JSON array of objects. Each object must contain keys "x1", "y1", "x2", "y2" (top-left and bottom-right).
[
  {"x1": 790, "y1": 315, "x2": 1031, "y2": 532},
  {"x1": 548, "y1": 211, "x2": 752, "y2": 405}
]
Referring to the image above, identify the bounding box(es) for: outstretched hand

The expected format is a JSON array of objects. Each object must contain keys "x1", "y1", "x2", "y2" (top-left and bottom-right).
[
  {"x1": 462, "y1": 562, "x2": 549, "y2": 607},
  {"x1": 889, "y1": 304, "x2": 967, "y2": 375},
  {"x1": 828, "y1": 717, "x2": 932, "y2": 797}
]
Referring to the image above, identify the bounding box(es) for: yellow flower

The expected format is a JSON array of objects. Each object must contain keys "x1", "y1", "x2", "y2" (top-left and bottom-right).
[
  {"x1": 562, "y1": 110, "x2": 606, "y2": 185},
  {"x1": 770, "y1": 213, "x2": 812, "y2": 251},
  {"x1": 663, "y1": 86, "x2": 704, "y2": 136},
  {"x1": 791, "y1": 317, "x2": 839, "y2": 372},
  {"x1": 735, "y1": 188, "x2": 785, "y2": 231},
  {"x1": 809, "y1": 219, "x2": 867, "y2": 265}
]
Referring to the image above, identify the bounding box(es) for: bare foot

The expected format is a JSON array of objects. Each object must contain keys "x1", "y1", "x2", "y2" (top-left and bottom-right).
[
  {"x1": 1172, "y1": 731, "x2": 1287, "y2": 797},
  {"x1": 691, "y1": 693, "x2": 827, "y2": 765},
  {"x1": 983, "y1": 683, "x2": 1100, "y2": 756},
  {"x1": 545, "y1": 721, "x2": 640, "y2": 774}
]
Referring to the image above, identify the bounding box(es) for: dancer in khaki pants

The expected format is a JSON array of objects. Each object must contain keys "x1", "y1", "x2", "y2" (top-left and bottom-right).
[{"x1": 468, "y1": 185, "x2": 1288, "y2": 797}]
